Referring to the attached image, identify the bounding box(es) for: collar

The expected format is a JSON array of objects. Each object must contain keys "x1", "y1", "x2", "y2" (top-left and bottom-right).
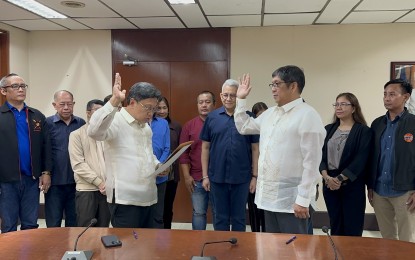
[
  {"x1": 218, "y1": 106, "x2": 235, "y2": 115},
  {"x1": 120, "y1": 107, "x2": 145, "y2": 127},
  {"x1": 52, "y1": 113, "x2": 77, "y2": 123},
  {"x1": 277, "y1": 97, "x2": 303, "y2": 113},
  {"x1": 385, "y1": 109, "x2": 406, "y2": 123},
  {"x1": 6, "y1": 101, "x2": 27, "y2": 111},
  {"x1": 218, "y1": 106, "x2": 226, "y2": 114}
]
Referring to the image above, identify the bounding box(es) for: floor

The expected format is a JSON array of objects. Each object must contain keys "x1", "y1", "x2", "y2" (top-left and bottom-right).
[{"x1": 33, "y1": 219, "x2": 382, "y2": 238}]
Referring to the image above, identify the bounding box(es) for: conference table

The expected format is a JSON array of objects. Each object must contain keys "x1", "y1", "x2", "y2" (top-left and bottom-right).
[{"x1": 0, "y1": 227, "x2": 414, "y2": 259}]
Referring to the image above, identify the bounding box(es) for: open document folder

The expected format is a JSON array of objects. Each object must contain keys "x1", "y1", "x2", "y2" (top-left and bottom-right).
[{"x1": 153, "y1": 141, "x2": 193, "y2": 175}]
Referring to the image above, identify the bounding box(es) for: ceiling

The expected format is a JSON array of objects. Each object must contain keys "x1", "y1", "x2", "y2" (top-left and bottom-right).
[{"x1": 0, "y1": 0, "x2": 415, "y2": 31}]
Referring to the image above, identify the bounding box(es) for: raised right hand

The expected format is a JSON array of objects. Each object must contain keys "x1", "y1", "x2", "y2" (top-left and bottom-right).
[
  {"x1": 110, "y1": 73, "x2": 125, "y2": 107},
  {"x1": 237, "y1": 73, "x2": 252, "y2": 99}
]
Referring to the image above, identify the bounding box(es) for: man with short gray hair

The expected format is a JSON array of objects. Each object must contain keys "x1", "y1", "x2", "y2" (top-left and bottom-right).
[
  {"x1": 88, "y1": 73, "x2": 167, "y2": 228},
  {"x1": 200, "y1": 79, "x2": 259, "y2": 231}
]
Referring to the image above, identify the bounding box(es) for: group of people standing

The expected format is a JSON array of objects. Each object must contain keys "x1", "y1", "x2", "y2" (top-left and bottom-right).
[
  {"x1": 320, "y1": 79, "x2": 415, "y2": 243},
  {"x1": 0, "y1": 73, "x2": 179, "y2": 232},
  {"x1": 0, "y1": 66, "x2": 414, "y2": 244}
]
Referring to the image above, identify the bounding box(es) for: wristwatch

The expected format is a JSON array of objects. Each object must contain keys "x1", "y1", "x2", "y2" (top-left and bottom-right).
[{"x1": 336, "y1": 175, "x2": 344, "y2": 182}]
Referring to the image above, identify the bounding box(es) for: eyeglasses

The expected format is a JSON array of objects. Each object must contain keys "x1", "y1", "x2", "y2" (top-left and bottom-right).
[
  {"x1": 268, "y1": 81, "x2": 291, "y2": 89},
  {"x1": 3, "y1": 84, "x2": 28, "y2": 90},
  {"x1": 221, "y1": 93, "x2": 236, "y2": 100},
  {"x1": 332, "y1": 102, "x2": 352, "y2": 108},
  {"x1": 139, "y1": 102, "x2": 158, "y2": 113}
]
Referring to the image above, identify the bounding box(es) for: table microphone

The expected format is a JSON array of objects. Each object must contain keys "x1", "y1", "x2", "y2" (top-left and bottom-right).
[
  {"x1": 322, "y1": 226, "x2": 339, "y2": 260},
  {"x1": 61, "y1": 218, "x2": 97, "y2": 260},
  {"x1": 191, "y1": 238, "x2": 237, "y2": 260}
]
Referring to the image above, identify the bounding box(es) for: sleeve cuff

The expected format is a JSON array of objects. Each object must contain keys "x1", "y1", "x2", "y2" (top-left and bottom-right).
[
  {"x1": 92, "y1": 178, "x2": 103, "y2": 187},
  {"x1": 236, "y1": 98, "x2": 248, "y2": 109},
  {"x1": 295, "y1": 195, "x2": 311, "y2": 208}
]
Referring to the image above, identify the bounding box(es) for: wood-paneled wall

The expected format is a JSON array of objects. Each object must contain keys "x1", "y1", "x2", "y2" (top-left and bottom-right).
[
  {"x1": 111, "y1": 28, "x2": 230, "y2": 223},
  {"x1": 0, "y1": 30, "x2": 9, "y2": 105}
]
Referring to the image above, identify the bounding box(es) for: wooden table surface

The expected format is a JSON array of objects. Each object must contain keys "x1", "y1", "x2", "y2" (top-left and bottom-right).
[{"x1": 0, "y1": 227, "x2": 414, "y2": 259}]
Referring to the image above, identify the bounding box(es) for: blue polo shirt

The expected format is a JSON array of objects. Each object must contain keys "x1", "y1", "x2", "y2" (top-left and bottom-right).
[
  {"x1": 150, "y1": 117, "x2": 170, "y2": 184},
  {"x1": 375, "y1": 111, "x2": 406, "y2": 197},
  {"x1": 46, "y1": 114, "x2": 85, "y2": 185},
  {"x1": 200, "y1": 106, "x2": 259, "y2": 184},
  {"x1": 6, "y1": 102, "x2": 31, "y2": 176}
]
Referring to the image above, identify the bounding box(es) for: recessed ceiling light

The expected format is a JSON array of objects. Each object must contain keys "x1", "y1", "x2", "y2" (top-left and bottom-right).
[
  {"x1": 7, "y1": 0, "x2": 67, "y2": 19},
  {"x1": 168, "y1": 0, "x2": 196, "y2": 4},
  {"x1": 60, "y1": 1, "x2": 85, "y2": 8}
]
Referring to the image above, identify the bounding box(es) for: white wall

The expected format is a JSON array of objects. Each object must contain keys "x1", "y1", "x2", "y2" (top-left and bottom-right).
[
  {"x1": 231, "y1": 23, "x2": 415, "y2": 212},
  {"x1": 28, "y1": 30, "x2": 112, "y2": 117},
  {"x1": 0, "y1": 23, "x2": 29, "y2": 89}
]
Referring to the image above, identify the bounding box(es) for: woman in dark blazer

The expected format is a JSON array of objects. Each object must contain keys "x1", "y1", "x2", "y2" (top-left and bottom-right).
[{"x1": 320, "y1": 92, "x2": 372, "y2": 236}]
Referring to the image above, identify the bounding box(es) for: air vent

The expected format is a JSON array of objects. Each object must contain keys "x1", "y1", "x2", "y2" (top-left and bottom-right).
[{"x1": 60, "y1": 1, "x2": 85, "y2": 8}]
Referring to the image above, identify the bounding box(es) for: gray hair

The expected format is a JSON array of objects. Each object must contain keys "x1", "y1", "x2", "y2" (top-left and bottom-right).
[
  {"x1": 0, "y1": 73, "x2": 19, "y2": 88},
  {"x1": 221, "y1": 79, "x2": 239, "y2": 92},
  {"x1": 126, "y1": 82, "x2": 161, "y2": 105}
]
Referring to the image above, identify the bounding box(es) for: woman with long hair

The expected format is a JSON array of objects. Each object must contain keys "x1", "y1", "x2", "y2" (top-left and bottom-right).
[
  {"x1": 320, "y1": 93, "x2": 372, "y2": 236},
  {"x1": 248, "y1": 102, "x2": 268, "y2": 232},
  {"x1": 156, "y1": 96, "x2": 182, "y2": 229}
]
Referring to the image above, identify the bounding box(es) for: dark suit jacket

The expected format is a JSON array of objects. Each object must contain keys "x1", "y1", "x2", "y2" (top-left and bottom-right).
[
  {"x1": 369, "y1": 111, "x2": 415, "y2": 191},
  {"x1": 0, "y1": 103, "x2": 52, "y2": 182},
  {"x1": 320, "y1": 121, "x2": 372, "y2": 182}
]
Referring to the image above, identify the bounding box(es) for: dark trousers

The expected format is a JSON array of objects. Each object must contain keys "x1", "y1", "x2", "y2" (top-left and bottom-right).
[
  {"x1": 44, "y1": 184, "x2": 77, "y2": 227},
  {"x1": 163, "y1": 180, "x2": 178, "y2": 229},
  {"x1": 0, "y1": 175, "x2": 40, "y2": 233},
  {"x1": 153, "y1": 182, "x2": 167, "y2": 228},
  {"x1": 210, "y1": 181, "x2": 250, "y2": 231},
  {"x1": 108, "y1": 202, "x2": 154, "y2": 228},
  {"x1": 264, "y1": 210, "x2": 308, "y2": 234},
  {"x1": 75, "y1": 190, "x2": 110, "y2": 227},
  {"x1": 247, "y1": 192, "x2": 265, "y2": 232},
  {"x1": 323, "y1": 178, "x2": 366, "y2": 236}
]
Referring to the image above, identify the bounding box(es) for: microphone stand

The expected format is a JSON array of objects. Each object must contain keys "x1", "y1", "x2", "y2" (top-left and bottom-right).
[
  {"x1": 322, "y1": 226, "x2": 339, "y2": 260},
  {"x1": 191, "y1": 238, "x2": 238, "y2": 260},
  {"x1": 62, "y1": 219, "x2": 97, "y2": 260}
]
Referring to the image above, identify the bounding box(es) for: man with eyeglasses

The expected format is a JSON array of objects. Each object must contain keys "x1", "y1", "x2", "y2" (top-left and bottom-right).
[
  {"x1": 368, "y1": 79, "x2": 415, "y2": 242},
  {"x1": 0, "y1": 73, "x2": 52, "y2": 233},
  {"x1": 234, "y1": 65, "x2": 325, "y2": 234},
  {"x1": 201, "y1": 79, "x2": 259, "y2": 231},
  {"x1": 45, "y1": 90, "x2": 86, "y2": 227},
  {"x1": 88, "y1": 73, "x2": 168, "y2": 228}
]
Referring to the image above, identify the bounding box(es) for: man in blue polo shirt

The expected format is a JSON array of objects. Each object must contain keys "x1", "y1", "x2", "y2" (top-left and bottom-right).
[
  {"x1": 45, "y1": 90, "x2": 85, "y2": 227},
  {"x1": 0, "y1": 73, "x2": 52, "y2": 233},
  {"x1": 200, "y1": 79, "x2": 259, "y2": 231}
]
